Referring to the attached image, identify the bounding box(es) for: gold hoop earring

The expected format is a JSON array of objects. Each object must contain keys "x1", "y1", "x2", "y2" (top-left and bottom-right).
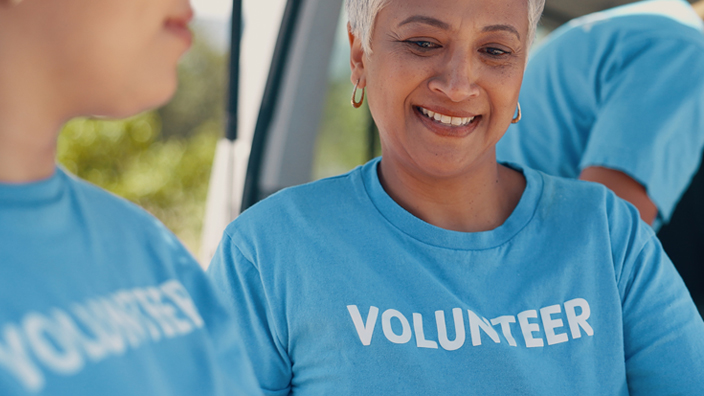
[
  {"x1": 511, "y1": 103, "x2": 521, "y2": 124},
  {"x1": 351, "y1": 79, "x2": 365, "y2": 109}
]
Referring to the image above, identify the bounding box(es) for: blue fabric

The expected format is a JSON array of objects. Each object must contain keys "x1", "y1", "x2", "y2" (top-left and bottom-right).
[
  {"x1": 0, "y1": 168, "x2": 261, "y2": 395},
  {"x1": 208, "y1": 158, "x2": 704, "y2": 395},
  {"x1": 496, "y1": 0, "x2": 704, "y2": 229}
]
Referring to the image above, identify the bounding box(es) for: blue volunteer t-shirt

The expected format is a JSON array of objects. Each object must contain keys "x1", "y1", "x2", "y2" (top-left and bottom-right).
[
  {"x1": 208, "y1": 158, "x2": 704, "y2": 395},
  {"x1": 496, "y1": 0, "x2": 704, "y2": 229},
  {"x1": 0, "y1": 168, "x2": 261, "y2": 395}
]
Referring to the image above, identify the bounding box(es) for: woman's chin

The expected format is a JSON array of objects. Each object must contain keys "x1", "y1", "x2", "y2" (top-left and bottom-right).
[
  {"x1": 417, "y1": 162, "x2": 479, "y2": 181},
  {"x1": 387, "y1": 150, "x2": 484, "y2": 182},
  {"x1": 92, "y1": 84, "x2": 177, "y2": 119}
]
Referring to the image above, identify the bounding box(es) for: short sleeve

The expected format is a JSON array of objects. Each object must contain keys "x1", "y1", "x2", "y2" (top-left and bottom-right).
[
  {"x1": 616, "y1": 225, "x2": 704, "y2": 393},
  {"x1": 207, "y1": 232, "x2": 292, "y2": 396},
  {"x1": 159, "y1": 225, "x2": 263, "y2": 396},
  {"x1": 582, "y1": 35, "x2": 704, "y2": 223}
]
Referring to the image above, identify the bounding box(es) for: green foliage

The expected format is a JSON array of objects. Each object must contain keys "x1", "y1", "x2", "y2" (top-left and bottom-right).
[
  {"x1": 158, "y1": 35, "x2": 227, "y2": 139},
  {"x1": 57, "y1": 115, "x2": 219, "y2": 255},
  {"x1": 56, "y1": 31, "x2": 227, "y2": 255},
  {"x1": 312, "y1": 80, "x2": 380, "y2": 180}
]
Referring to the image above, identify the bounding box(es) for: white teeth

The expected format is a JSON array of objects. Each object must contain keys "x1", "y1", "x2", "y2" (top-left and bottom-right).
[{"x1": 420, "y1": 106, "x2": 475, "y2": 127}]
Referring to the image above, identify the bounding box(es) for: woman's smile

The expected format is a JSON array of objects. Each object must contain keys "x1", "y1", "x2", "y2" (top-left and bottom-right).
[{"x1": 413, "y1": 105, "x2": 481, "y2": 138}]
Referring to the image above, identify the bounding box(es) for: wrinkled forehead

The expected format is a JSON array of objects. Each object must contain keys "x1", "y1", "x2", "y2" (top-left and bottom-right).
[{"x1": 374, "y1": 0, "x2": 530, "y2": 38}]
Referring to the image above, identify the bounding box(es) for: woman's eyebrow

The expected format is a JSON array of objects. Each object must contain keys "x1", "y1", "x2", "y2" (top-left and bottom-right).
[
  {"x1": 397, "y1": 17, "x2": 521, "y2": 41},
  {"x1": 482, "y1": 24, "x2": 521, "y2": 40},
  {"x1": 397, "y1": 15, "x2": 451, "y2": 30}
]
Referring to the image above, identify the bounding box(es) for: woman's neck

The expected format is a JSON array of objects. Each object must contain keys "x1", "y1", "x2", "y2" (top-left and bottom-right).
[
  {"x1": 0, "y1": 66, "x2": 65, "y2": 183},
  {"x1": 377, "y1": 155, "x2": 526, "y2": 233},
  {"x1": 0, "y1": 122, "x2": 60, "y2": 184},
  {"x1": 0, "y1": 11, "x2": 71, "y2": 183}
]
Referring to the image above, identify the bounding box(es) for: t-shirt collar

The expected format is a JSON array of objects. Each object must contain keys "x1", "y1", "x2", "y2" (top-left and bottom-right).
[
  {"x1": 0, "y1": 167, "x2": 65, "y2": 205},
  {"x1": 362, "y1": 157, "x2": 543, "y2": 250}
]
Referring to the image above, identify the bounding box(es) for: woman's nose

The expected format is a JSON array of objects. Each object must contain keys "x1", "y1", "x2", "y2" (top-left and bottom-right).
[{"x1": 428, "y1": 51, "x2": 480, "y2": 102}]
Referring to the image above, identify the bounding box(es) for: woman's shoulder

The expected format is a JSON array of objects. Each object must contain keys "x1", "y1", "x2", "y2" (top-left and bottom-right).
[
  {"x1": 528, "y1": 169, "x2": 660, "y2": 290},
  {"x1": 62, "y1": 169, "x2": 166, "y2": 229},
  {"x1": 61, "y1": 169, "x2": 196, "y2": 260},
  {"x1": 231, "y1": 164, "x2": 369, "y2": 228},
  {"x1": 221, "y1": 165, "x2": 373, "y2": 266},
  {"x1": 537, "y1": 168, "x2": 642, "y2": 220},
  {"x1": 534, "y1": 168, "x2": 656, "y2": 256}
]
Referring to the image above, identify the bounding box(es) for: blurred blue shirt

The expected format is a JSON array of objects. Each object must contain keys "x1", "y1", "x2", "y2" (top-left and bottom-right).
[
  {"x1": 497, "y1": 0, "x2": 704, "y2": 230},
  {"x1": 0, "y1": 168, "x2": 261, "y2": 396}
]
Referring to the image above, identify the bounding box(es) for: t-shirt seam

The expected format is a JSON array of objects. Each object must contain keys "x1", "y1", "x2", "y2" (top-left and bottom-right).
[
  {"x1": 620, "y1": 234, "x2": 658, "y2": 308},
  {"x1": 615, "y1": 224, "x2": 657, "y2": 298},
  {"x1": 223, "y1": 230, "x2": 291, "y2": 361}
]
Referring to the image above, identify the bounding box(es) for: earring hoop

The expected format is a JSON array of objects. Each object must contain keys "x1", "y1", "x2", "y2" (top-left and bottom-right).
[
  {"x1": 511, "y1": 103, "x2": 521, "y2": 124},
  {"x1": 351, "y1": 79, "x2": 365, "y2": 109}
]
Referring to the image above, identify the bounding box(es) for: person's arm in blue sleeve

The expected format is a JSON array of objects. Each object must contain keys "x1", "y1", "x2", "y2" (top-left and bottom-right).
[
  {"x1": 580, "y1": 167, "x2": 657, "y2": 225},
  {"x1": 581, "y1": 34, "x2": 704, "y2": 227},
  {"x1": 207, "y1": 232, "x2": 292, "y2": 396}
]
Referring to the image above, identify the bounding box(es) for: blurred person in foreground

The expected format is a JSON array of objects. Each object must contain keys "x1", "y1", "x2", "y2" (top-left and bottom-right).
[
  {"x1": 207, "y1": 0, "x2": 704, "y2": 394},
  {"x1": 0, "y1": 0, "x2": 260, "y2": 395},
  {"x1": 497, "y1": 0, "x2": 704, "y2": 313}
]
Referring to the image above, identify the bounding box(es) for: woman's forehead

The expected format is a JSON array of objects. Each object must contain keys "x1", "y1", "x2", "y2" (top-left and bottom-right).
[{"x1": 378, "y1": 0, "x2": 529, "y2": 33}]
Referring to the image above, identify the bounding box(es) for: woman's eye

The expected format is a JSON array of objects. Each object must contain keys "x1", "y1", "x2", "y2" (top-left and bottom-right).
[
  {"x1": 406, "y1": 40, "x2": 440, "y2": 50},
  {"x1": 483, "y1": 47, "x2": 510, "y2": 57}
]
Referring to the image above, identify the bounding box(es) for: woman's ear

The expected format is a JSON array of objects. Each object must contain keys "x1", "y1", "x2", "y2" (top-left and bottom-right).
[{"x1": 348, "y1": 23, "x2": 366, "y2": 87}]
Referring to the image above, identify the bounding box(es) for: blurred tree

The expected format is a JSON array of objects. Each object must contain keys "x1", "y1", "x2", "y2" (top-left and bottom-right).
[
  {"x1": 159, "y1": 34, "x2": 227, "y2": 139},
  {"x1": 57, "y1": 30, "x2": 227, "y2": 255},
  {"x1": 57, "y1": 114, "x2": 220, "y2": 255}
]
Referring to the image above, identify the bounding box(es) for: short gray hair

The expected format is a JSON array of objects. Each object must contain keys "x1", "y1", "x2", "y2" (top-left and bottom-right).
[{"x1": 345, "y1": 0, "x2": 546, "y2": 54}]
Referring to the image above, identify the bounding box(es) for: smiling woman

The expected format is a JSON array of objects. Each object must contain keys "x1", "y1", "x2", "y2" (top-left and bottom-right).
[
  {"x1": 351, "y1": 0, "x2": 529, "y2": 232},
  {"x1": 206, "y1": 0, "x2": 704, "y2": 394}
]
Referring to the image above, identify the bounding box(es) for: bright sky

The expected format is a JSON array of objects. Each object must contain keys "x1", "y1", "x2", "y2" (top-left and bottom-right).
[{"x1": 192, "y1": 0, "x2": 232, "y2": 19}]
